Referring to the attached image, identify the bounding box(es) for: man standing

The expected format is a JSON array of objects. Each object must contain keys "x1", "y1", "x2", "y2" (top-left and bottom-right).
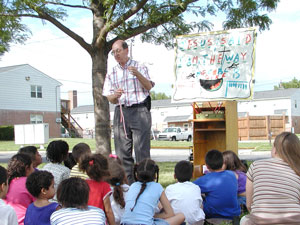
[{"x1": 103, "y1": 40, "x2": 154, "y2": 184}]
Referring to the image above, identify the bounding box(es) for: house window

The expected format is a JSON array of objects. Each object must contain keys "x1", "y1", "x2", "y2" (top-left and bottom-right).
[
  {"x1": 86, "y1": 114, "x2": 88, "y2": 119},
  {"x1": 30, "y1": 115, "x2": 43, "y2": 124},
  {"x1": 274, "y1": 109, "x2": 287, "y2": 115},
  {"x1": 183, "y1": 123, "x2": 189, "y2": 131},
  {"x1": 295, "y1": 100, "x2": 297, "y2": 108},
  {"x1": 31, "y1": 85, "x2": 42, "y2": 98},
  {"x1": 161, "y1": 112, "x2": 164, "y2": 116}
]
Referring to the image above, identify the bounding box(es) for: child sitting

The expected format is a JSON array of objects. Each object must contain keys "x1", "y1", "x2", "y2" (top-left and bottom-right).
[
  {"x1": 50, "y1": 177, "x2": 106, "y2": 225},
  {"x1": 193, "y1": 149, "x2": 240, "y2": 220},
  {"x1": 19, "y1": 146, "x2": 43, "y2": 170},
  {"x1": 0, "y1": 165, "x2": 18, "y2": 225},
  {"x1": 69, "y1": 143, "x2": 91, "y2": 179},
  {"x1": 24, "y1": 170, "x2": 60, "y2": 225},
  {"x1": 121, "y1": 158, "x2": 185, "y2": 225},
  {"x1": 42, "y1": 140, "x2": 70, "y2": 202},
  {"x1": 107, "y1": 160, "x2": 129, "y2": 225},
  {"x1": 222, "y1": 150, "x2": 247, "y2": 207},
  {"x1": 5, "y1": 154, "x2": 35, "y2": 224},
  {"x1": 80, "y1": 153, "x2": 115, "y2": 225},
  {"x1": 165, "y1": 160, "x2": 205, "y2": 225}
]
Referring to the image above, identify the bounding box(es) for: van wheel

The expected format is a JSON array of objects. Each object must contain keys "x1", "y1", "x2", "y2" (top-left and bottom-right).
[
  {"x1": 187, "y1": 136, "x2": 192, "y2": 142},
  {"x1": 171, "y1": 136, "x2": 176, "y2": 141}
]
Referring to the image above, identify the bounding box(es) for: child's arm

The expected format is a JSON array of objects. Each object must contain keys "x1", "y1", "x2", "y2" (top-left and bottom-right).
[
  {"x1": 103, "y1": 195, "x2": 116, "y2": 225},
  {"x1": 246, "y1": 177, "x2": 253, "y2": 212},
  {"x1": 155, "y1": 191, "x2": 175, "y2": 219}
]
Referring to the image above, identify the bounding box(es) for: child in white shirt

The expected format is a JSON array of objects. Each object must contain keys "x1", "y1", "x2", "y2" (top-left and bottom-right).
[{"x1": 165, "y1": 160, "x2": 205, "y2": 225}]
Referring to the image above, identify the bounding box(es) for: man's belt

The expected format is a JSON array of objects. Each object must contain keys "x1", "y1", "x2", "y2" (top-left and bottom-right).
[{"x1": 119, "y1": 102, "x2": 145, "y2": 108}]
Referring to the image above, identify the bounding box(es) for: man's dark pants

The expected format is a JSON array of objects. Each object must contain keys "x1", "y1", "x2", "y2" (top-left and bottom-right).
[{"x1": 113, "y1": 105, "x2": 151, "y2": 184}]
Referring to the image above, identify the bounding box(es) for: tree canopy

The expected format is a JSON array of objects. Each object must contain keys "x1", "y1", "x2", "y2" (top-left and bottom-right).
[
  {"x1": 0, "y1": 0, "x2": 280, "y2": 154},
  {"x1": 274, "y1": 77, "x2": 300, "y2": 90},
  {"x1": 1, "y1": 0, "x2": 280, "y2": 55},
  {"x1": 150, "y1": 91, "x2": 171, "y2": 100}
]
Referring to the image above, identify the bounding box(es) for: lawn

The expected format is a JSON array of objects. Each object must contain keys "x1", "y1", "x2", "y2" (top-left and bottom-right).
[
  {"x1": 0, "y1": 138, "x2": 272, "y2": 152},
  {"x1": 0, "y1": 161, "x2": 177, "y2": 188}
]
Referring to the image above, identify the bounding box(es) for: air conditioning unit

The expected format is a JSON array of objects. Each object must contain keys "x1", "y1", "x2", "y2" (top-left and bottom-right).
[{"x1": 14, "y1": 123, "x2": 49, "y2": 145}]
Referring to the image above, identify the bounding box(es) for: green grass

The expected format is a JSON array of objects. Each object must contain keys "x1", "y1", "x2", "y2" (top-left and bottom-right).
[
  {"x1": 157, "y1": 161, "x2": 177, "y2": 188},
  {"x1": 0, "y1": 161, "x2": 178, "y2": 188},
  {"x1": 0, "y1": 138, "x2": 273, "y2": 152},
  {"x1": 239, "y1": 142, "x2": 272, "y2": 151}
]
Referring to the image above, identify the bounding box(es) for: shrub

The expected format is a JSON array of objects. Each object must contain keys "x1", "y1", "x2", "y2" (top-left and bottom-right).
[{"x1": 0, "y1": 126, "x2": 14, "y2": 140}]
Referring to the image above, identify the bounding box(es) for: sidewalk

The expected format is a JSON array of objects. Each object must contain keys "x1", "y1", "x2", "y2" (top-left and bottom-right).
[{"x1": 0, "y1": 148, "x2": 271, "y2": 163}]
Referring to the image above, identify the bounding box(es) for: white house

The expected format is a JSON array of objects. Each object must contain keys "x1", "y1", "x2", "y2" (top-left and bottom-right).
[
  {"x1": 238, "y1": 88, "x2": 300, "y2": 133},
  {"x1": 0, "y1": 64, "x2": 62, "y2": 137},
  {"x1": 70, "y1": 88, "x2": 300, "y2": 135}
]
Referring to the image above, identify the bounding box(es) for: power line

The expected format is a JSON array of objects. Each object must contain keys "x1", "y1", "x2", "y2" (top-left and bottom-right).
[{"x1": 58, "y1": 78, "x2": 91, "y2": 85}]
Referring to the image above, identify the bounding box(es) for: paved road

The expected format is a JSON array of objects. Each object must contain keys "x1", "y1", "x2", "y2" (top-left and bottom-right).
[{"x1": 0, "y1": 148, "x2": 270, "y2": 163}]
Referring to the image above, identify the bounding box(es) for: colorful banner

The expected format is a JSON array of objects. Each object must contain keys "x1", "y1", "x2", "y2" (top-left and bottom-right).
[{"x1": 172, "y1": 28, "x2": 256, "y2": 102}]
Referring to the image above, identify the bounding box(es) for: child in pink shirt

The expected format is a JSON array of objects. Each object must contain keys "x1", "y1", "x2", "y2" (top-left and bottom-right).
[{"x1": 5, "y1": 153, "x2": 35, "y2": 225}]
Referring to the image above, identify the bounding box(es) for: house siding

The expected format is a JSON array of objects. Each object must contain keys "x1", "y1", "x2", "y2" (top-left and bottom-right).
[
  {"x1": 0, "y1": 109, "x2": 60, "y2": 138},
  {"x1": 0, "y1": 65, "x2": 61, "y2": 112}
]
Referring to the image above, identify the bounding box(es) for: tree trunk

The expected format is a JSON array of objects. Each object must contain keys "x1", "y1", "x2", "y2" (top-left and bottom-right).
[{"x1": 92, "y1": 48, "x2": 111, "y2": 155}]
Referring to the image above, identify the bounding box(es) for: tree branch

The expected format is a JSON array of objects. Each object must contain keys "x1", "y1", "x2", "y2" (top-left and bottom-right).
[
  {"x1": 106, "y1": 0, "x2": 148, "y2": 33},
  {"x1": 38, "y1": 12, "x2": 93, "y2": 55},
  {"x1": 0, "y1": 13, "x2": 41, "y2": 19},
  {"x1": 107, "y1": 0, "x2": 118, "y2": 21},
  {"x1": 96, "y1": 0, "x2": 148, "y2": 48},
  {"x1": 44, "y1": 1, "x2": 91, "y2": 10},
  {"x1": 108, "y1": 0, "x2": 197, "y2": 47}
]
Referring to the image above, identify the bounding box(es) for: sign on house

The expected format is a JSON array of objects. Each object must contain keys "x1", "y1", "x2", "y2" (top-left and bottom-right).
[{"x1": 173, "y1": 27, "x2": 256, "y2": 102}]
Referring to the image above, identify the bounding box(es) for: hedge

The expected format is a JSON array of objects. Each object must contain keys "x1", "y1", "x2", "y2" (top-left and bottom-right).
[{"x1": 0, "y1": 126, "x2": 14, "y2": 140}]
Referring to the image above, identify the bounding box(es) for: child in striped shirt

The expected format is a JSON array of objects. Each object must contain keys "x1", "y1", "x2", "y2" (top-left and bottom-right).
[
  {"x1": 50, "y1": 177, "x2": 106, "y2": 225},
  {"x1": 69, "y1": 143, "x2": 91, "y2": 179}
]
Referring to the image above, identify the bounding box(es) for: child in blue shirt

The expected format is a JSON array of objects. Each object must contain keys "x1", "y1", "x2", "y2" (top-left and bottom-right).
[
  {"x1": 121, "y1": 158, "x2": 185, "y2": 225},
  {"x1": 24, "y1": 170, "x2": 60, "y2": 225},
  {"x1": 193, "y1": 149, "x2": 240, "y2": 219}
]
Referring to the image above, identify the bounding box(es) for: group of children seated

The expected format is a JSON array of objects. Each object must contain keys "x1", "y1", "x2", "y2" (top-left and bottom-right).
[{"x1": 0, "y1": 140, "x2": 247, "y2": 225}]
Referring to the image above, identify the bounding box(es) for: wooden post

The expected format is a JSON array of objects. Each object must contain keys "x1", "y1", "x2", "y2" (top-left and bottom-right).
[{"x1": 246, "y1": 113, "x2": 250, "y2": 140}]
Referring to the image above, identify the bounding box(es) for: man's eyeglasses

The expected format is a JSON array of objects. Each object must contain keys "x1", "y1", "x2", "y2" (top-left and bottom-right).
[{"x1": 111, "y1": 48, "x2": 123, "y2": 56}]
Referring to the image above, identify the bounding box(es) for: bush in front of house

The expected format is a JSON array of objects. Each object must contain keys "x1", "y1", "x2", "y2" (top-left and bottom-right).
[{"x1": 0, "y1": 126, "x2": 14, "y2": 140}]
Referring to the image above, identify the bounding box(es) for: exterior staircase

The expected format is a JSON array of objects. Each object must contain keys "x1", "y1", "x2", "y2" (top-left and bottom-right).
[{"x1": 61, "y1": 99, "x2": 83, "y2": 138}]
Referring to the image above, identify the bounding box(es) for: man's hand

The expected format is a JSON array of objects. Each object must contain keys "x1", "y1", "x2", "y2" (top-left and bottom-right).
[
  {"x1": 114, "y1": 88, "x2": 124, "y2": 99},
  {"x1": 128, "y1": 66, "x2": 153, "y2": 91},
  {"x1": 128, "y1": 66, "x2": 139, "y2": 76}
]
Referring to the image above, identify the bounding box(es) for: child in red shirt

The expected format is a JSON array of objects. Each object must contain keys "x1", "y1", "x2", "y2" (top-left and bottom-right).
[{"x1": 80, "y1": 153, "x2": 115, "y2": 225}]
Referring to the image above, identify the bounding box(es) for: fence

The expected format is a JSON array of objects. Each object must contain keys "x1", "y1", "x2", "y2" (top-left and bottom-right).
[{"x1": 238, "y1": 115, "x2": 287, "y2": 140}]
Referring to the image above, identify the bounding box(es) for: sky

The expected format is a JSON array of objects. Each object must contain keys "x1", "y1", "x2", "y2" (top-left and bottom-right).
[{"x1": 0, "y1": 0, "x2": 300, "y2": 106}]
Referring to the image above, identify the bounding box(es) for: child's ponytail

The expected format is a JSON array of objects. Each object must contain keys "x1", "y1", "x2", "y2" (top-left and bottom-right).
[
  {"x1": 108, "y1": 161, "x2": 128, "y2": 208},
  {"x1": 131, "y1": 158, "x2": 159, "y2": 211},
  {"x1": 80, "y1": 153, "x2": 110, "y2": 181}
]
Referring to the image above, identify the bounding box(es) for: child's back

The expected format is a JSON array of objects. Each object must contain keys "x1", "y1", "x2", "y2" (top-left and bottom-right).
[
  {"x1": 122, "y1": 181, "x2": 164, "y2": 223},
  {"x1": 193, "y1": 150, "x2": 240, "y2": 219},
  {"x1": 80, "y1": 153, "x2": 115, "y2": 225},
  {"x1": 194, "y1": 170, "x2": 240, "y2": 218},
  {"x1": 166, "y1": 161, "x2": 205, "y2": 224},
  {"x1": 121, "y1": 159, "x2": 185, "y2": 225},
  {"x1": 107, "y1": 160, "x2": 129, "y2": 224},
  {"x1": 42, "y1": 140, "x2": 70, "y2": 201},
  {"x1": 50, "y1": 177, "x2": 106, "y2": 225},
  {"x1": 25, "y1": 202, "x2": 58, "y2": 225}
]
